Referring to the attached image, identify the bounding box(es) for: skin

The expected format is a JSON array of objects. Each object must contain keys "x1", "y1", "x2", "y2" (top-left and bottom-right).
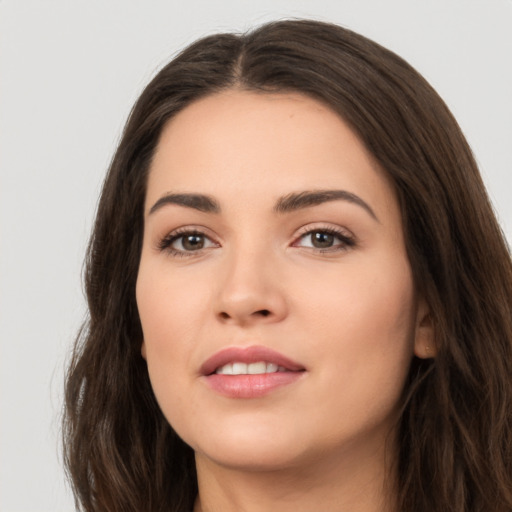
[{"x1": 136, "y1": 90, "x2": 433, "y2": 512}]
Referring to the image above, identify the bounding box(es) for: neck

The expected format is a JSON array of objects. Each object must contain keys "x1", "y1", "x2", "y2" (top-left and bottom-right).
[{"x1": 193, "y1": 437, "x2": 397, "y2": 512}]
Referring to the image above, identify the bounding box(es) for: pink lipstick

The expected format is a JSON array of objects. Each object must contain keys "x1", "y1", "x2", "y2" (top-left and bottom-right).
[{"x1": 200, "y1": 345, "x2": 306, "y2": 398}]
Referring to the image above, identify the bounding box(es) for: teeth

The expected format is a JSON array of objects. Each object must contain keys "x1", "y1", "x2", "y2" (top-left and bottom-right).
[
  {"x1": 215, "y1": 361, "x2": 284, "y2": 375},
  {"x1": 217, "y1": 363, "x2": 233, "y2": 375},
  {"x1": 248, "y1": 362, "x2": 266, "y2": 374},
  {"x1": 232, "y1": 362, "x2": 247, "y2": 375}
]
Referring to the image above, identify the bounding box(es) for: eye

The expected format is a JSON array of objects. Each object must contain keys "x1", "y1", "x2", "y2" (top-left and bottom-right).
[
  {"x1": 294, "y1": 228, "x2": 355, "y2": 252},
  {"x1": 159, "y1": 229, "x2": 218, "y2": 256}
]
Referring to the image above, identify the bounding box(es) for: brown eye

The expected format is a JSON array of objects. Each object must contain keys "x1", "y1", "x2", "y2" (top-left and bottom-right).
[
  {"x1": 180, "y1": 234, "x2": 205, "y2": 251},
  {"x1": 159, "y1": 230, "x2": 218, "y2": 255},
  {"x1": 310, "y1": 231, "x2": 335, "y2": 248},
  {"x1": 294, "y1": 228, "x2": 355, "y2": 252}
]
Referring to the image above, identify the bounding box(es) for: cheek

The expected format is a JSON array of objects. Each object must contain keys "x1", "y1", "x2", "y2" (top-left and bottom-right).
[
  {"x1": 137, "y1": 258, "x2": 210, "y2": 348},
  {"x1": 300, "y1": 254, "x2": 416, "y2": 415},
  {"x1": 135, "y1": 260, "x2": 211, "y2": 417},
  {"x1": 305, "y1": 252, "x2": 416, "y2": 348}
]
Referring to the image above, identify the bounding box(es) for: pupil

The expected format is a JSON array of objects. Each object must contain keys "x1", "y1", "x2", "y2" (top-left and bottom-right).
[
  {"x1": 183, "y1": 234, "x2": 204, "y2": 250},
  {"x1": 312, "y1": 231, "x2": 334, "y2": 248}
]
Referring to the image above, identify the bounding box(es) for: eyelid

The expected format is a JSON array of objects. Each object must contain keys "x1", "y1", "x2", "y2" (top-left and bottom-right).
[
  {"x1": 155, "y1": 222, "x2": 356, "y2": 257},
  {"x1": 291, "y1": 223, "x2": 356, "y2": 251},
  {"x1": 293, "y1": 222, "x2": 355, "y2": 240},
  {"x1": 156, "y1": 225, "x2": 220, "y2": 255}
]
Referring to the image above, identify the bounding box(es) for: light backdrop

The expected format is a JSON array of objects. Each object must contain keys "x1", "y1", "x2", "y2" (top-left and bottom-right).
[{"x1": 1, "y1": 1, "x2": 511, "y2": 510}]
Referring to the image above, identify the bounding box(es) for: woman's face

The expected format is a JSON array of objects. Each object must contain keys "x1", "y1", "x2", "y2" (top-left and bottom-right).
[{"x1": 136, "y1": 90, "x2": 431, "y2": 472}]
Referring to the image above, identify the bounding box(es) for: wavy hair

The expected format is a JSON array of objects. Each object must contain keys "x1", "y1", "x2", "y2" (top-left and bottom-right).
[{"x1": 63, "y1": 19, "x2": 512, "y2": 511}]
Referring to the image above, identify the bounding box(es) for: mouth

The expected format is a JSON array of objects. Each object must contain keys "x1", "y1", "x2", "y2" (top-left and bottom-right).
[
  {"x1": 214, "y1": 361, "x2": 290, "y2": 375},
  {"x1": 200, "y1": 345, "x2": 306, "y2": 398},
  {"x1": 200, "y1": 345, "x2": 306, "y2": 376}
]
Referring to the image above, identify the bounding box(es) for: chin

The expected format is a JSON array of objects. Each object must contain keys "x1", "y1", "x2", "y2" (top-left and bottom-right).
[
  {"x1": 188, "y1": 419, "x2": 311, "y2": 471},
  {"x1": 196, "y1": 444, "x2": 307, "y2": 473}
]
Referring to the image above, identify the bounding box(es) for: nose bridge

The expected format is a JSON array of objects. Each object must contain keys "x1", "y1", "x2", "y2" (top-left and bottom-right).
[{"x1": 216, "y1": 238, "x2": 287, "y2": 324}]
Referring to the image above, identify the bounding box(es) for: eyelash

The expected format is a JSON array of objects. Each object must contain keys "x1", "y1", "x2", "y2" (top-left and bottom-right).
[
  {"x1": 293, "y1": 226, "x2": 356, "y2": 253},
  {"x1": 158, "y1": 226, "x2": 356, "y2": 257},
  {"x1": 157, "y1": 227, "x2": 217, "y2": 258}
]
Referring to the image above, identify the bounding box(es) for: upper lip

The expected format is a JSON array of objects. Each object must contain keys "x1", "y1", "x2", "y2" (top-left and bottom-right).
[{"x1": 200, "y1": 345, "x2": 306, "y2": 376}]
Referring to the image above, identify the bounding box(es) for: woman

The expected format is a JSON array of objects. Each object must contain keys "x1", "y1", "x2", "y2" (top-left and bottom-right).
[{"x1": 63, "y1": 19, "x2": 512, "y2": 512}]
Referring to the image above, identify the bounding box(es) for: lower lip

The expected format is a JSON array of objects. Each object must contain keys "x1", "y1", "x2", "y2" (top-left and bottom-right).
[{"x1": 203, "y1": 372, "x2": 304, "y2": 398}]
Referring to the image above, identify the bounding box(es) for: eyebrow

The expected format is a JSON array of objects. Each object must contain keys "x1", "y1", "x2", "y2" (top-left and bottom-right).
[
  {"x1": 148, "y1": 189, "x2": 378, "y2": 222},
  {"x1": 274, "y1": 189, "x2": 379, "y2": 222},
  {"x1": 149, "y1": 193, "x2": 220, "y2": 215}
]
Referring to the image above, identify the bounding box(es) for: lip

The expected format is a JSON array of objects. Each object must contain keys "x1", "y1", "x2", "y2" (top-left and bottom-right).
[
  {"x1": 200, "y1": 345, "x2": 305, "y2": 376},
  {"x1": 200, "y1": 345, "x2": 306, "y2": 399}
]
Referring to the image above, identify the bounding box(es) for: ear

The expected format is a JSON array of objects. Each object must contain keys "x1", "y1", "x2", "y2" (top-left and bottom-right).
[
  {"x1": 413, "y1": 297, "x2": 436, "y2": 359},
  {"x1": 141, "y1": 340, "x2": 147, "y2": 360}
]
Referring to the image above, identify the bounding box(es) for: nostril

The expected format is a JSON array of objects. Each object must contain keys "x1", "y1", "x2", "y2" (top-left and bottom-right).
[{"x1": 217, "y1": 308, "x2": 273, "y2": 322}]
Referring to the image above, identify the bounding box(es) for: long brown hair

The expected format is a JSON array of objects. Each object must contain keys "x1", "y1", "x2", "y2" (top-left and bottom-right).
[{"x1": 63, "y1": 19, "x2": 512, "y2": 511}]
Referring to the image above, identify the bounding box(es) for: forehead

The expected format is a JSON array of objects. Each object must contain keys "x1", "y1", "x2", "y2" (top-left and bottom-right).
[{"x1": 146, "y1": 90, "x2": 398, "y2": 221}]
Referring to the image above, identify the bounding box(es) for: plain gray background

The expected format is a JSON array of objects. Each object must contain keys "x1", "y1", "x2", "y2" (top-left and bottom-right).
[{"x1": 1, "y1": 1, "x2": 511, "y2": 510}]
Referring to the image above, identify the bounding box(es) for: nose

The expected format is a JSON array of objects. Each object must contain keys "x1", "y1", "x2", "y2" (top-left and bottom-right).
[{"x1": 215, "y1": 249, "x2": 288, "y2": 326}]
